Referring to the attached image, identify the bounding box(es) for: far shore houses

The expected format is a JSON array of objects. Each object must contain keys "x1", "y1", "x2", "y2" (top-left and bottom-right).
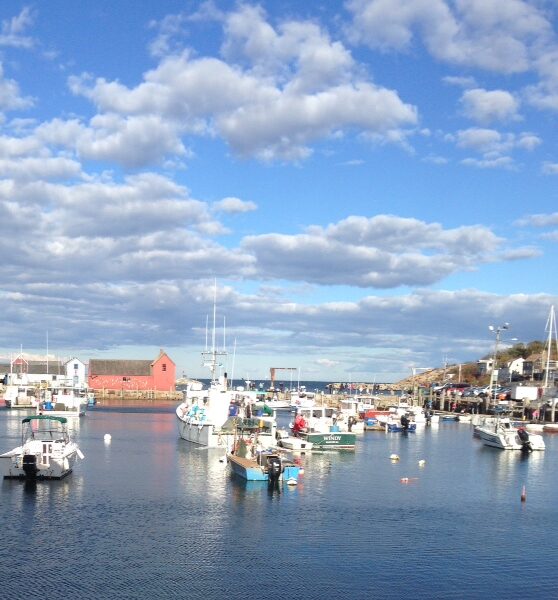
[
  {"x1": 88, "y1": 350, "x2": 176, "y2": 392},
  {"x1": 1, "y1": 350, "x2": 176, "y2": 392}
]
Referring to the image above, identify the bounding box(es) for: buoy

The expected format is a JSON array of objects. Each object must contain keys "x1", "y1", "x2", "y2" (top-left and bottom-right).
[
  {"x1": 104, "y1": 433, "x2": 112, "y2": 443},
  {"x1": 521, "y1": 485, "x2": 526, "y2": 502},
  {"x1": 390, "y1": 454, "x2": 400, "y2": 461},
  {"x1": 286, "y1": 478, "x2": 298, "y2": 486},
  {"x1": 400, "y1": 477, "x2": 409, "y2": 484},
  {"x1": 418, "y1": 459, "x2": 426, "y2": 467}
]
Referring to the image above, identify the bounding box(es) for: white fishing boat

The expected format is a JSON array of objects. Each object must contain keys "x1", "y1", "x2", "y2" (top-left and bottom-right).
[
  {"x1": 291, "y1": 406, "x2": 357, "y2": 449},
  {"x1": 175, "y1": 286, "x2": 277, "y2": 448},
  {"x1": 37, "y1": 387, "x2": 86, "y2": 417},
  {"x1": 0, "y1": 415, "x2": 84, "y2": 479},
  {"x1": 475, "y1": 418, "x2": 545, "y2": 451},
  {"x1": 289, "y1": 387, "x2": 316, "y2": 410},
  {"x1": 261, "y1": 395, "x2": 290, "y2": 410},
  {"x1": 3, "y1": 384, "x2": 39, "y2": 409}
]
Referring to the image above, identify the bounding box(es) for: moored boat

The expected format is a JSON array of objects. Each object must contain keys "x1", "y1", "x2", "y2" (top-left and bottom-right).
[
  {"x1": 227, "y1": 428, "x2": 301, "y2": 483},
  {"x1": 292, "y1": 406, "x2": 357, "y2": 450},
  {"x1": 276, "y1": 429, "x2": 313, "y2": 451},
  {"x1": 0, "y1": 415, "x2": 84, "y2": 479},
  {"x1": 475, "y1": 418, "x2": 545, "y2": 451},
  {"x1": 37, "y1": 387, "x2": 86, "y2": 417}
]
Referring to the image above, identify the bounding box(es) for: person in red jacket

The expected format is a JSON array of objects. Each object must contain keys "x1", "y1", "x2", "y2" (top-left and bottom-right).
[{"x1": 292, "y1": 414, "x2": 308, "y2": 436}]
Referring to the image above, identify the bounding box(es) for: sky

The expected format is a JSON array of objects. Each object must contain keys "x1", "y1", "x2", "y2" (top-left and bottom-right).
[{"x1": 1, "y1": 0, "x2": 558, "y2": 384}]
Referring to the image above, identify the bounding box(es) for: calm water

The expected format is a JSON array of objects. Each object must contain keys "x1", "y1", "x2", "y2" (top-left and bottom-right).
[{"x1": 1, "y1": 404, "x2": 558, "y2": 599}]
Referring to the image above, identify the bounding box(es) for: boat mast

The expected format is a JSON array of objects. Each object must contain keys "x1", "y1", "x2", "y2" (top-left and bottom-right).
[
  {"x1": 544, "y1": 305, "x2": 557, "y2": 389},
  {"x1": 201, "y1": 280, "x2": 227, "y2": 386}
]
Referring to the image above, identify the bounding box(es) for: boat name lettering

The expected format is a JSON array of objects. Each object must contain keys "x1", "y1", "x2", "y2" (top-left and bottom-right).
[{"x1": 323, "y1": 435, "x2": 342, "y2": 441}]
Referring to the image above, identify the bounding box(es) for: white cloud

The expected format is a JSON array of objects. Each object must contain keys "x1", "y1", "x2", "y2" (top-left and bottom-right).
[
  {"x1": 213, "y1": 197, "x2": 257, "y2": 213},
  {"x1": 346, "y1": 0, "x2": 552, "y2": 74},
  {"x1": 0, "y1": 7, "x2": 36, "y2": 49},
  {"x1": 542, "y1": 162, "x2": 558, "y2": 175},
  {"x1": 460, "y1": 88, "x2": 520, "y2": 123},
  {"x1": 0, "y1": 63, "x2": 34, "y2": 111},
  {"x1": 443, "y1": 75, "x2": 477, "y2": 88},
  {"x1": 241, "y1": 215, "x2": 504, "y2": 288},
  {"x1": 68, "y1": 7, "x2": 418, "y2": 164},
  {"x1": 452, "y1": 127, "x2": 541, "y2": 167}
]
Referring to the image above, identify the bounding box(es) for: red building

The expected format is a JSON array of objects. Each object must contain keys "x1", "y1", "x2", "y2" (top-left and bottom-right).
[{"x1": 88, "y1": 350, "x2": 176, "y2": 392}]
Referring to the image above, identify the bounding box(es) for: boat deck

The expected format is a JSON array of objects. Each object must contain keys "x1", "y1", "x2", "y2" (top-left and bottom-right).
[{"x1": 227, "y1": 453, "x2": 257, "y2": 469}]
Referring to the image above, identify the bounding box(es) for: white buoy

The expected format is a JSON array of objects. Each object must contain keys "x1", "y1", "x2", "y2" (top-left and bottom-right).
[
  {"x1": 286, "y1": 478, "x2": 298, "y2": 486},
  {"x1": 390, "y1": 454, "x2": 400, "y2": 461},
  {"x1": 104, "y1": 433, "x2": 112, "y2": 443},
  {"x1": 418, "y1": 459, "x2": 426, "y2": 467}
]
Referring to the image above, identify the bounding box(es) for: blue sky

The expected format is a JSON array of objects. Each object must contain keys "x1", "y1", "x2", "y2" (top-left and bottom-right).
[{"x1": 1, "y1": 0, "x2": 558, "y2": 383}]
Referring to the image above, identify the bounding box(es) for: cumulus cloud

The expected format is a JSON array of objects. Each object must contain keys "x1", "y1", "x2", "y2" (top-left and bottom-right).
[
  {"x1": 0, "y1": 63, "x2": 34, "y2": 112},
  {"x1": 346, "y1": 0, "x2": 551, "y2": 74},
  {"x1": 213, "y1": 197, "x2": 257, "y2": 213},
  {"x1": 451, "y1": 128, "x2": 541, "y2": 168},
  {"x1": 241, "y1": 215, "x2": 504, "y2": 288},
  {"x1": 460, "y1": 88, "x2": 520, "y2": 123},
  {"x1": 67, "y1": 5, "x2": 418, "y2": 164}
]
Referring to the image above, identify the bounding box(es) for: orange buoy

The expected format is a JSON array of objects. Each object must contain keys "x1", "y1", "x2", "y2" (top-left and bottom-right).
[{"x1": 521, "y1": 485, "x2": 526, "y2": 502}]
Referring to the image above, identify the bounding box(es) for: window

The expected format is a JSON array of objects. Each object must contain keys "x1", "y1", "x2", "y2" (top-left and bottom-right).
[
  {"x1": 123, "y1": 377, "x2": 130, "y2": 382},
  {"x1": 162, "y1": 364, "x2": 166, "y2": 372},
  {"x1": 74, "y1": 363, "x2": 79, "y2": 370}
]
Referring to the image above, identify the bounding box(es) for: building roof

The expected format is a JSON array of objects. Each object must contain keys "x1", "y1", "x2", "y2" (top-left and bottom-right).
[
  {"x1": 89, "y1": 359, "x2": 152, "y2": 376},
  {"x1": 10, "y1": 360, "x2": 65, "y2": 375}
]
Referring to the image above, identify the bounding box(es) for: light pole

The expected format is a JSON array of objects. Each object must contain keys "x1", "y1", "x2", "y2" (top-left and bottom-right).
[{"x1": 488, "y1": 322, "x2": 510, "y2": 410}]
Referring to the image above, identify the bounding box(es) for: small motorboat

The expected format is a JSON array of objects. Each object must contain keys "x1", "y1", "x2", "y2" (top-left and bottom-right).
[
  {"x1": 276, "y1": 429, "x2": 313, "y2": 451},
  {"x1": 475, "y1": 418, "x2": 545, "y2": 451},
  {"x1": 0, "y1": 415, "x2": 84, "y2": 480}
]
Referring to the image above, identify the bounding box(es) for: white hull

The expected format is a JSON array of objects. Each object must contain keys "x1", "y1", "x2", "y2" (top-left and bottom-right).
[
  {"x1": 476, "y1": 424, "x2": 545, "y2": 451},
  {"x1": 1, "y1": 442, "x2": 81, "y2": 479},
  {"x1": 263, "y1": 400, "x2": 290, "y2": 410},
  {"x1": 176, "y1": 405, "x2": 277, "y2": 449},
  {"x1": 278, "y1": 436, "x2": 313, "y2": 451}
]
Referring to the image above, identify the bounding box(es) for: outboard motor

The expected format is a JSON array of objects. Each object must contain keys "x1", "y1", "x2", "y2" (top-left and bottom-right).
[
  {"x1": 400, "y1": 414, "x2": 410, "y2": 431},
  {"x1": 267, "y1": 455, "x2": 283, "y2": 485},
  {"x1": 22, "y1": 454, "x2": 38, "y2": 479},
  {"x1": 517, "y1": 428, "x2": 532, "y2": 452}
]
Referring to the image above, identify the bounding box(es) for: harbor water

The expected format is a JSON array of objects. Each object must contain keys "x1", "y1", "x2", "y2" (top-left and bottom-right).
[{"x1": 1, "y1": 404, "x2": 558, "y2": 599}]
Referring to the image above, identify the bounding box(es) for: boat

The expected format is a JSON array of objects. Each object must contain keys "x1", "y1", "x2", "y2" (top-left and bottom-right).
[
  {"x1": 258, "y1": 395, "x2": 290, "y2": 410},
  {"x1": 0, "y1": 415, "x2": 84, "y2": 479},
  {"x1": 175, "y1": 287, "x2": 277, "y2": 448},
  {"x1": 37, "y1": 387, "x2": 86, "y2": 417},
  {"x1": 291, "y1": 406, "x2": 357, "y2": 449},
  {"x1": 227, "y1": 426, "x2": 301, "y2": 483},
  {"x1": 385, "y1": 418, "x2": 417, "y2": 433},
  {"x1": 3, "y1": 384, "x2": 39, "y2": 409},
  {"x1": 289, "y1": 386, "x2": 316, "y2": 410},
  {"x1": 276, "y1": 429, "x2": 313, "y2": 451},
  {"x1": 475, "y1": 417, "x2": 545, "y2": 451}
]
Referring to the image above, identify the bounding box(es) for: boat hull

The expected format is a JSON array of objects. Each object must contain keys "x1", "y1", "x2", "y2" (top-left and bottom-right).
[
  {"x1": 176, "y1": 411, "x2": 276, "y2": 449},
  {"x1": 301, "y1": 431, "x2": 356, "y2": 450},
  {"x1": 278, "y1": 436, "x2": 313, "y2": 451},
  {"x1": 0, "y1": 446, "x2": 80, "y2": 479},
  {"x1": 476, "y1": 427, "x2": 545, "y2": 451},
  {"x1": 227, "y1": 453, "x2": 300, "y2": 482}
]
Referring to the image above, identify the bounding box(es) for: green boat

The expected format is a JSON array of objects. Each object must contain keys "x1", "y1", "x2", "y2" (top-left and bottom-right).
[
  {"x1": 293, "y1": 406, "x2": 358, "y2": 450},
  {"x1": 301, "y1": 431, "x2": 357, "y2": 450}
]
